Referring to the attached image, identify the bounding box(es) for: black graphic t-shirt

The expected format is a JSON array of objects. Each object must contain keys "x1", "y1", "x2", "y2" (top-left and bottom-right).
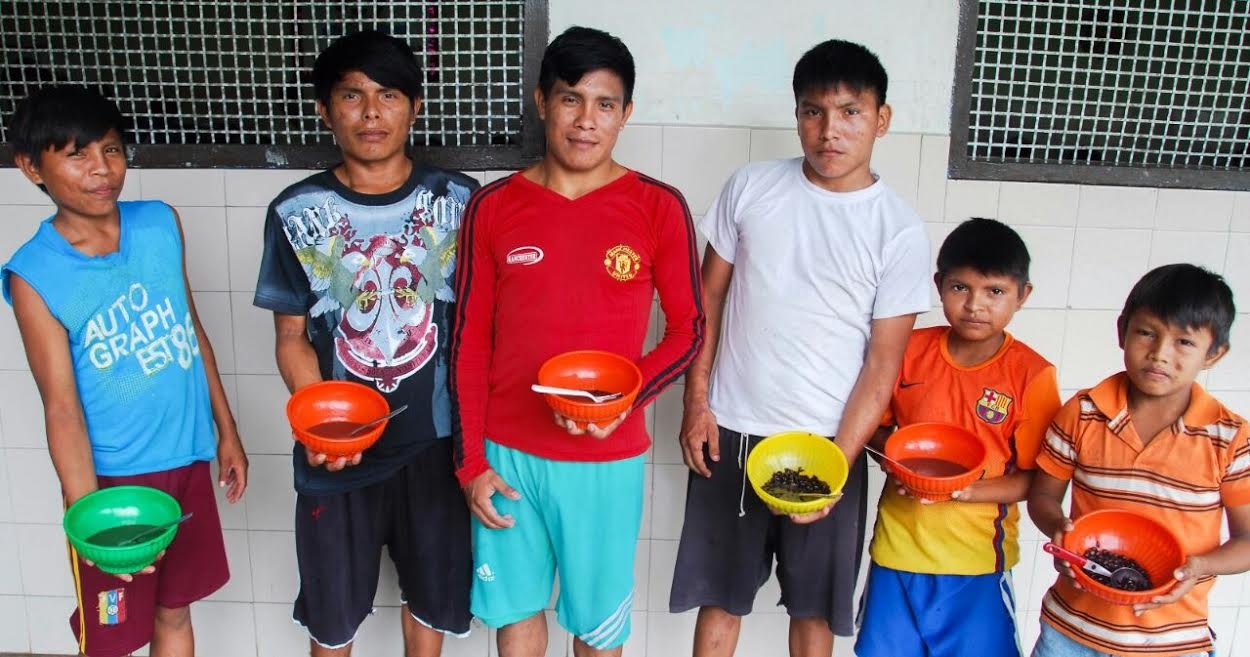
[{"x1": 254, "y1": 163, "x2": 478, "y2": 494}]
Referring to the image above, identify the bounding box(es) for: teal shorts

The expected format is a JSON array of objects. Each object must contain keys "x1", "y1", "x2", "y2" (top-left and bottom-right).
[{"x1": 471, "y1": 439, "x2": 644, "y2": 650}]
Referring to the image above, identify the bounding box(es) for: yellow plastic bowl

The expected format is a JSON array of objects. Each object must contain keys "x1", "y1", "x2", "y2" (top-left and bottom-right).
[{"x1": 747, "y1": 431, "x2": 850, "y2": 515}]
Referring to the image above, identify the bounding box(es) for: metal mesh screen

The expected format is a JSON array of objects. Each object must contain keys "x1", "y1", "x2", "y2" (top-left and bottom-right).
[
  {"x1": 0, "y1": 0, "x2": 527, "y2": 149},
  {"x1": 966, "y1": 0, "x2": 1250, "y2": 170}
]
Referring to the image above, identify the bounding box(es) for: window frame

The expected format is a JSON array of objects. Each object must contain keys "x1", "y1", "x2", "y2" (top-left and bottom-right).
[
  {"x1": 948, "y1": 0, "x2": 1250, "y2": 191},
  {"x1": 0, "y1": 0, "x2": 548, "y2": 171}
]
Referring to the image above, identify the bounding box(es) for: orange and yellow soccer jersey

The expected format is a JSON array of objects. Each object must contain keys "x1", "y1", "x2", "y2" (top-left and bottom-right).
[{"x1": 870, "y1": 326, "x2": 1060, "y2": 574}]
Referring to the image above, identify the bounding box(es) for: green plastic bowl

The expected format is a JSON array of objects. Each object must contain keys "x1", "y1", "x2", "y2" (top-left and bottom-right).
[{"x1": 63, "y1": 486, "x2": 182, "y2": 575}]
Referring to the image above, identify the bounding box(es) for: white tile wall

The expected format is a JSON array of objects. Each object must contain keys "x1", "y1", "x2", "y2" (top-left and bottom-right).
[
  {"x1": 1233, "y1": 193, "x2": 1250, "y2": 233},
  {"x1": 0, "y1": 594, "x2": 31, "y2": 653},
  {"x1": 1068, "y1": 229, "x2": 1153, "y2": 309},
  {"x1": 3, "y1": 126, "x2": 1250, "y2": 656},
  {"x1": 998, "y1": 182, "x2": 1079, "y2": 227},
  {"x1": 1154, "y1": 189, "x2": 1235, "y2": 232},
  {"x1": 1076, "y1": 186, "x2": 1157, "y2": 229},
  {"x1": 944, "y1": 179, "x2": 1000, "y2": 221}
]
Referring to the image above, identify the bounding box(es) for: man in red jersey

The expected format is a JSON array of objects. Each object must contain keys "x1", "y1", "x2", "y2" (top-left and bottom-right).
[{"x1": 450, "y1": 26, "x2": 704, "y2": 657}]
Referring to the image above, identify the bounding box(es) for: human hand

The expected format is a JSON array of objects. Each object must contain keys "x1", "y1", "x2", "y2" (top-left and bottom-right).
[
  {"x1": 217, "y1": 435, "x2": 249, "y2": 503},
  {"x1": 1049, "y1": 520, "x2": 1080, "y2": 587},
  {"x1": 84, "y1": 550, "x2": 165, "y2": 582},
  {"x1": 553, "y1": 411, "x2": 628, "y2": 439},
  {"x1": 463, "y1": 468, "x2": 521, "y2": 529},
  {"x1": 785, "y1": 499, "x2": 838, "y2": 524},
  {"x1": 1132, "y1": 556, "x2": 1205, "y2": 615},
  {"x1": 891, "y1": 475, "x2": 936, "y2": 505},
  {"x1": 302, "y1": 441, "x2": 362, "y2": 471},
  {"x1": 679, "y1": 401, "x2": 720, "y2": 478}
]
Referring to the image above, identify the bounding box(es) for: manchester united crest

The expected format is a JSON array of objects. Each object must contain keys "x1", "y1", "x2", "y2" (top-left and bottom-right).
[
  {"x1": 975, "y1": 388, "x2": 1013, "y2": 425},
  {"x1": 604, "y1": 244, "x2": 641, "y2": 282}
]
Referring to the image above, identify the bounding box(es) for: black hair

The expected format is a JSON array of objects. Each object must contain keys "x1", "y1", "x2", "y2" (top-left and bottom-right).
[
  {"x1": 792, "y1": 39, "x2": 888, "y2": 105},
  {"x1": 538, "y1": 26, "x2": 635, "y2": 105},
  {"x1": 9, "y1": 85, "x2": 126, "y2": 166},
  {"x1": 1119, "y1": 264, "x2": 1236, "y2": 354},
  {"x1": 936, "y1": 218, "x2": 1031, "y2": 288},
  {"x1": 312, "y1": 30, "x2": 423, "y2": 106}
]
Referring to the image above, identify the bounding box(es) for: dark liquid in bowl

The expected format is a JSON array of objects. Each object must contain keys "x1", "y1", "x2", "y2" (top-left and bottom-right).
[
  {"x1": 87, "y1": 524, "x2": 160, "y2": 547},
  {"x1": 308, "y1": 420, "x2": 362, "y2": 438},
  {"x1": 898, "y1": 457, "x2": 968, "y2": 477}
]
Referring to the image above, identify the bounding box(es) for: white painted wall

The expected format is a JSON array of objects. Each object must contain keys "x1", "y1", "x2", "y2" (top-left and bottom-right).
[{"x1": 550, "y1": 0, "x2": 960, "y2": 133}]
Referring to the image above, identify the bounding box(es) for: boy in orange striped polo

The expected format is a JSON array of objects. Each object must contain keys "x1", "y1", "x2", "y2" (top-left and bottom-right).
[
  {"x1": 856, "y1": 218, "x2": 1062, "y2": 657},
  {"x1": 1028, "y1": 263, "x2": 1250, "y2": 657}
]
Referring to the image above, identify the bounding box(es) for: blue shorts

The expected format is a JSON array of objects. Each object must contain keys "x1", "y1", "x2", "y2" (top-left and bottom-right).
[
  {"x1": 1031, "y1": 621, "x2": 1212, "y2": 657},
  {"x1": 855, "y1": 563, "x2": 1020, "y2": 657},
  {"x1": 470, "y1": 439, "x2": 644, "y2": 650}
]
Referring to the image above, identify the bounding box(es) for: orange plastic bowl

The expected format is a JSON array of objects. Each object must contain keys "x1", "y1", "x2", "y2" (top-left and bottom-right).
[
  {"x1": 536, "y1": 350, "x2": 642, "y2": 429},
  {"x1": 884, "y1": 422, "x2": 988, "y2": 501},
  {"x1": 1063, "y1": 509, "x2": 1185, "y2": 605},
  {"x1": 286, "y1": 381, "x2": 390, "y2": 457}
]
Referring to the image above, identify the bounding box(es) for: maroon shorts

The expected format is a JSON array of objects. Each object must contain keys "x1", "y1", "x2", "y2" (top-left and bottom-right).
[{"x1": 68, "y1": 460, "x2": 229, "y2": 657}]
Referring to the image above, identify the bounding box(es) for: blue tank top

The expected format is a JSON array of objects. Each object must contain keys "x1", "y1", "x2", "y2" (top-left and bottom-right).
[{"x1": 2, "y1": 200, "x2": 217, "y2": 476}]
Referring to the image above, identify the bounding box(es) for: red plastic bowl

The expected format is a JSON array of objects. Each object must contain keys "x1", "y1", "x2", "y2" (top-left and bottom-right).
[
  {"x1": 1063, "y1": 509, "x2": 1185, "y2": 605},
  {"x1": 536, "y1": 350, "x2": 642, "y2": 429},
  {"x1": 286, "y1": 381, "x2": 390, "y2": 457},
  {"x1": 884, "y1": 422, "x2": 988, "y2": 501}
]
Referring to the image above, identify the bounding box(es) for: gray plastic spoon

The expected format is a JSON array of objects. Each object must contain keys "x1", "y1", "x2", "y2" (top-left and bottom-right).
[
  {"x1": 347, "y1": 404, "x2": 410, "y2": 437},
  {"x1": 116, "y1": 512, "x2": 194, "y2": 547}
]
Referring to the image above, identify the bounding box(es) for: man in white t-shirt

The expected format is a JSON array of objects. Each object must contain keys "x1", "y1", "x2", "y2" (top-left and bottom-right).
[{"x1": 669, "y1": 39, "x2": 931, "y2": 657}]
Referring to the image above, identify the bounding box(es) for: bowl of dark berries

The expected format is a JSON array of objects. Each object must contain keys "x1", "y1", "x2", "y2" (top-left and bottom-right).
[
  {"x1": 746, "y1": 431, "x2": 849, "y2": 515},
  {"x1": 1064, "y1": 509, "x2": 1185, "y2": 605}
]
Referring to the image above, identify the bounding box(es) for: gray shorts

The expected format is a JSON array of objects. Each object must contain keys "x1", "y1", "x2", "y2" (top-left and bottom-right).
[{"x1": 668, "y1": 426, "x2": 868, "y2": 636}]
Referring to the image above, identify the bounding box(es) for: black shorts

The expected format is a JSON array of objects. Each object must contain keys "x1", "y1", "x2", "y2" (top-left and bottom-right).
[
  {"x1": 668, "y1": 426, "x2": 868, "y2": 636},
  {"x1": 293, "y1": 439, "x2": 472, "y2": 647}
]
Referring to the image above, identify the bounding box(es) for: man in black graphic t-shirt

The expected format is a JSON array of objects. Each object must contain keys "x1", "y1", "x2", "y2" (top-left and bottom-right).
[{"x1": 254, "y1": 30, "x2": 475, "y2": 657}]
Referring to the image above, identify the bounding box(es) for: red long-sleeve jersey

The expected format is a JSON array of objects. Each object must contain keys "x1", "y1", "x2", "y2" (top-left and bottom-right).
[{"x1": 450, "y1": 171, "x2": 705, "y2": 485}]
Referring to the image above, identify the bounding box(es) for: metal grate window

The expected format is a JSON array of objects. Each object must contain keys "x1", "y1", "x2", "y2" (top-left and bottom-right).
[
  {"x1": 0, "y1": 0, "x2": 547, "y2": 169},
  {"x1": 950, "y1": 0, "x2": 1250, "y2": 190}
]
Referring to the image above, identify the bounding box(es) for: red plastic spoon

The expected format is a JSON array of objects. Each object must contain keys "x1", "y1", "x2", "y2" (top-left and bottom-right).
[{"x1": 1043, "y1": 542, "x2": 1149, "y2": 589}]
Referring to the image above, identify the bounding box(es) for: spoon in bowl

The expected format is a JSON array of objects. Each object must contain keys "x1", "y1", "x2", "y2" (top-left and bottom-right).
[
  {"x1": 1042, "y1": 543, "x2": 1151, "y2": 589},
  {"x1": 531, "y1": 385, "x2": 624, "y2": 403},
  {"x1": 116, "y1": 512, "x2": 194, "y2": 547},
  {"x1": 862, "y1": 445, "x2": 915, "y2": 473},
  {"x1": 347, "y1": 404, "x2": 410, "y2": 437}
]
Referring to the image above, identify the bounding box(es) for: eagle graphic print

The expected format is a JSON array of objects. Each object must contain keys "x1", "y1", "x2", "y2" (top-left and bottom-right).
[{"x1": 279, "y1": 184, "x2": 467, "y2": 392}]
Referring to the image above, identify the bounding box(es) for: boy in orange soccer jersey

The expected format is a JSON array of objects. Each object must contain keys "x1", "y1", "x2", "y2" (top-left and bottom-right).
[
  {"x1": 1028, "y1": 264, "x2": 1250, "y2": 657},
  {"x1": 856, "y1": 218, "x2": 1061, "y2": 657}
]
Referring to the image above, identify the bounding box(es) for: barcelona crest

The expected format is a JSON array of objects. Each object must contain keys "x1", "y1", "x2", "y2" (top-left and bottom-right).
[{"x1": 976, "y1": 388, "x2": 1013, "y2": 425}]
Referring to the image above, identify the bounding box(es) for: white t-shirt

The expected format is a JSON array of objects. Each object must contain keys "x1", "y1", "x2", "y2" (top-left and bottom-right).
[{"x1": 701, "y1": 157, "x2": 931, "y2": 437}]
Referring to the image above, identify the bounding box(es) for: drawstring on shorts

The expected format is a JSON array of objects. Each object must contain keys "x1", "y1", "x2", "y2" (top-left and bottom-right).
[{"x1": 737, "y1": 432, "x2": 748, "y2": 517}]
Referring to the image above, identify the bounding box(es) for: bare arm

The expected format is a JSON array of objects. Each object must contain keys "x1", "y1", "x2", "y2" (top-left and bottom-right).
[
  {"x1": 787, "y1": 314, "x2": 913, "y2": 524},
  {"x1": 173, "y1": 210, "x2": 247, "y2": 502},
  {"x1": 679, "y1": 247, "x2": 732, "y2": 477},
  {"x1": 10, "y1": 275, "x2": 96, "y2": 505},
  {"x1": 956, "y1": 469, "x2": 1034, "y2": 504},
  {"x1": 832, "y1": 314, "x2": 916, "y2": 463},
  {"x1": 273, "y1": 312, "x2": 359, "y2": 471},
  {"x1": 273, "y1": 313, "x2": 322, "y2": 393}
]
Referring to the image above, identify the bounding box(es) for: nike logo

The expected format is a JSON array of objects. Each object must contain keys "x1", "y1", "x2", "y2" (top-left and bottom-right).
[{"x1": 899, "y1": 381, "x2": 923, "y2": 388}]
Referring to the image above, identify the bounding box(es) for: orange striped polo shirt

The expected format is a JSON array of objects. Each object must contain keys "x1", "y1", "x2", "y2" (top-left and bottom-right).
[{"x1": 1036, "y1": 373, "x2": 1250, "y2": 657}]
